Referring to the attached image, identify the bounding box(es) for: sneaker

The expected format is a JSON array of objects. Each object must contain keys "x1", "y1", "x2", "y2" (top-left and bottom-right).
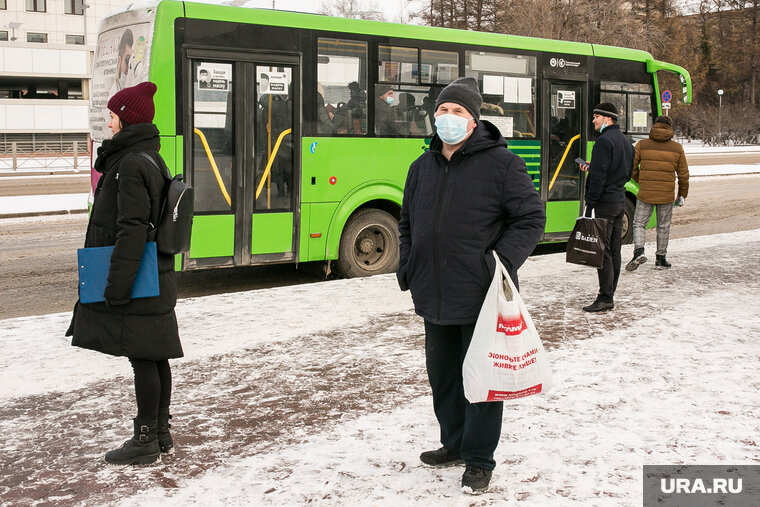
[
  {"x1": 420, "y1": 447, "x2": 465, "y2": 467},
  {"x1": 582, "y1": 299, "x2": 614, "y2": 312},
  {"x1": 625, "y1": 248, "x2": 647, "y2": 271},
  {"x1": 461, "y1": 464, "x2": 493, "y2": 494},
  {"x1": 655, "y1": 255, "x2": 671, "y2": 269}
]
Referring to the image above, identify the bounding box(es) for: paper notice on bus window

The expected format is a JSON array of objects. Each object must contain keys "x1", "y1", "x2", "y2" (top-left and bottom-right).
[
  {"x1": 481, "y1": 115, "x2": 513, "y2": 138},
  {"x1": 89, "y1": 7, "x2": 156, "y2": 142},
  {"x1": 380, "y1": 61, "x2": 400, "y2": 82},
  {"x1": 260, "y1": 71, "x2": 289, "y2": 95},
  {"x1": 504, "y1": 77, "x2": 518, "y2": 103},
  {"x1": 483, "y1": 75, "x2": 504, "y2": 95},
  {"x1": 198, "y1": 63, "x2": 230, "y2": 91},
  {"x1": 436, "y1": 64, "x2": 457, "y2": 84},
  {"x1": 517, "y1": 78, "x2": 532, "y2": 104},
  {"x1": 633, "y1": 109, "x2": 648, "y2": 128},
  {"x1": 400, "y1": 62, "x2": 416, "y2": 83}
]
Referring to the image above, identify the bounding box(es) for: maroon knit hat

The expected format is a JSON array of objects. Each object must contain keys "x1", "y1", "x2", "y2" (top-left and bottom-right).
[{"x1": 107, "y1": 81, "x2": 157, "y2": 124}]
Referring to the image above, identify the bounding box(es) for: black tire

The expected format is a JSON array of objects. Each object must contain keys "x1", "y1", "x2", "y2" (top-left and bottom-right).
[
  {"x1": 336, "y1": 208, "x2": 400, "y2": 278},
  {"x1": 621, "y1": 197, "x2": 636, "y2": 244}
]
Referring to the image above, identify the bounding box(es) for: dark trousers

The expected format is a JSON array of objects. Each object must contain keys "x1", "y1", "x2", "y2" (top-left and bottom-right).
[
  {"x1": 593, "y1": 200, "x2": 625, "y2": 301},
  {"x1": 424, "y1": 321, "x2": 503, "y2": 471},
  {"x1": 129, "y1": 358, "x2": 172, "y2": 423}
]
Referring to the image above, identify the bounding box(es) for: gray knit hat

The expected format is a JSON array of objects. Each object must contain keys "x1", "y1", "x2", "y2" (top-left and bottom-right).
[
  {"x1": 435, "y1": 77, "x2": 482, "y2": 120},
  {"x1": 593, "y1": 102, "x2": 619, "y2": 120}
]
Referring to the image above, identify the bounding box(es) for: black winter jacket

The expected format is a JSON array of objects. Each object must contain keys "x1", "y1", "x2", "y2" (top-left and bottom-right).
[
  {"x1": 67, "y1": 123, "x2": 183, "y2": 360},
  {"x1": 397, "y1": 121, "x2": 546, "y2": 325},
  {"x1": 585, "y1": 124, "x2": 634, "y2": 209}
]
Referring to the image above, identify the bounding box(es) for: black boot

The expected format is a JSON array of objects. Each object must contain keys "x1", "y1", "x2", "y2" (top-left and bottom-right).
[
  {"x1": 461, "y1": 464, "x2": 493, "y2": 494},
  {"x1": 157, "y1": 407, "x2": 174, "y2": 455},
  {"x1": 420, "y1": 446, "x2": 465, "y2": 467},
  {"x1": 105, "y1": 419, "x2": 160, "y2": 465},
  {"x1": 625, "y1": 248, "x2": 647, "y2": 271},
  {"x1": 582, "y1": 298, "x2": 614, "y2": 312},
  {"x1": 656, "y1": 255, "x2": 671, "y2": 269}
]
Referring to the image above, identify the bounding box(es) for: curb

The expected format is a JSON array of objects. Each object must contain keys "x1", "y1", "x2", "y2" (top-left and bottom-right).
[{"x1": 0, "y1": 209, "x2": 88, "y2": 220}]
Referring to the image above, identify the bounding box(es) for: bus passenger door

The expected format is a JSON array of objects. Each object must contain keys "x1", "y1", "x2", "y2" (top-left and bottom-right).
[
  {"x1": 541, "y1": 80, "x2": 585, "y2": 241},
  {"x1": 185, "y1": 54, "x2": 299, "y2": 269}
]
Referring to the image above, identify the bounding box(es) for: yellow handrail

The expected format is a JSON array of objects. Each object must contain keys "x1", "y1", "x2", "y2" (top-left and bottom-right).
[
  {"x1": 193, "y1": 127, "x2": 232, "y2": 207},
  {"x1": 255, "y1": 128, "x2": 292, "y2": 201},
  {"x1": 548, "y1": 134, "x2": 581, "y2": 192}
]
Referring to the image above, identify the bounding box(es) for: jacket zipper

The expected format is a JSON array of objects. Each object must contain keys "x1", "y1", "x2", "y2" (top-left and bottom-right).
[{"x1": 433, "y1": 159, "x2": 450, "y2": 324}]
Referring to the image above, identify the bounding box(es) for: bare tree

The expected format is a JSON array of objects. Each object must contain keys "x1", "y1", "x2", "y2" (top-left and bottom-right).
[{"x1": 319, "y1": 0, "x2": 385, "y2": 20}]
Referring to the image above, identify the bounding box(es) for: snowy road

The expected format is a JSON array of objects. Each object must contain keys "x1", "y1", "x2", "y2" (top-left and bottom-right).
[{"x1": 1, "y1": 229, "x2": 759, "y2": 505}]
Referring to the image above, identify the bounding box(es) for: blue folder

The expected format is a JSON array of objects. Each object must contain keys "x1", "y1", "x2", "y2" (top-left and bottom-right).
[{"x1": 77, "y1": 241, "x2": 159, "y2": 304}]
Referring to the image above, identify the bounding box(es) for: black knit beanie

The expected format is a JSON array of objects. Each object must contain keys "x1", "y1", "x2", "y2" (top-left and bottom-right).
[
  {"x1": 593, "y1": 102, "x2": 619, "y2": 120},
  {"x1": 655, "y1": 115, "x2": 673, "y2": 126},
  {"x1": 435, "y1": 77, "x2": 482, "y2": 120}
]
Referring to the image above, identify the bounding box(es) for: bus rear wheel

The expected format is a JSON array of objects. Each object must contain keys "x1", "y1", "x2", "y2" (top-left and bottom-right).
[
  {"x1": 336, "y1": 209, "x2": 400, "y2": 278},
  {"x1": 621, "y1": 198, "x2": 636, "y2": 244}
]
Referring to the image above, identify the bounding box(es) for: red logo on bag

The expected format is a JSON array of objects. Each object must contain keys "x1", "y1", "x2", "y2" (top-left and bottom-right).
[
  {"x1": 486, "y1": 384, "x2": 542, "y2": 401},
  {"x1": 496, "y1": 314, "x2": 527, "y2": 335}
]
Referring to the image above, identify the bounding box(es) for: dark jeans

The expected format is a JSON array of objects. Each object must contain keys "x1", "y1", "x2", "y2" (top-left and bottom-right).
[
  {"x1": 424, "y1": 321, "x2": 503, "y2": 471},
  {"x1": 593, "y1": 200, "x2": 625, "y2": 302},
  {"x1": 129, "y1": 358, "x2": 172, "y2": 423}
]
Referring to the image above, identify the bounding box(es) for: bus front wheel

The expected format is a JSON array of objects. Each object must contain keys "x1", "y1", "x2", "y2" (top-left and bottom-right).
[
  {"x1": 336, "y1": 208, "x2": 400, "y2": 278},
  {"x1": 621, "y1": 198, "x2": 636, "y2": 244}
]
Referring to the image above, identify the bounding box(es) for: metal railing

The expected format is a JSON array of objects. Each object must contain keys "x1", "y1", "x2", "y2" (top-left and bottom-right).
[{"x1": 0, "y1": 141, "x2": 90, "y2": 172}]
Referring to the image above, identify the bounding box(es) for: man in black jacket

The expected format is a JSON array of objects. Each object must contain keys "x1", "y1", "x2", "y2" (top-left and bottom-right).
[
  {"x1": 397, "y1": 77, "x2": 545, "y2": 494},
  {"x1": 579, "y1": 102, "x2": 634, "y2": 312}
]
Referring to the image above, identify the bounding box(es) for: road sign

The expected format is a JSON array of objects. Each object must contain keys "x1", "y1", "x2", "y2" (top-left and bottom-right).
[
  {"x1": 661, "y1": 103, "x2": 671, "y2": 109},
  {"x1": 662, "y1": 90, "x2": 672, "y2": 103}
]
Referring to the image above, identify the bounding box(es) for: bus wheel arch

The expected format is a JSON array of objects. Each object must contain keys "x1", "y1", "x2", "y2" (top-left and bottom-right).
[
  {"x1": 335, "y1": 202, "x2": 401, "y2": 278},
  {"x1": 621, "y1": 194, "x2": 636, "y2": 244}
]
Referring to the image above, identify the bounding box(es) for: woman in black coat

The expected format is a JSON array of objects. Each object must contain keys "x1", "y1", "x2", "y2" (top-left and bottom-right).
[{"x1": 66, "y1": 81, "x2": 182, "y2": 465}]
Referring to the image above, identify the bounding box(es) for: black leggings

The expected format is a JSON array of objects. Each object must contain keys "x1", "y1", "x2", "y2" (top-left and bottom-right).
[{"x1": 128, "y1": 358, "x2": 172, "y2": 423}]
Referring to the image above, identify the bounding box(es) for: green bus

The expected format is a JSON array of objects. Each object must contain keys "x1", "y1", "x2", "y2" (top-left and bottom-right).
[{"x1": 89, "y1": 0, "x2": 692, "y2": 277}]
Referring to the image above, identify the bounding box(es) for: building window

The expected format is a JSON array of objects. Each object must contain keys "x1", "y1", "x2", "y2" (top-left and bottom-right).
[
  {"x1": 65, "y1": 0, "x2": 83, "y2": 15},
  {"x1": 26, "y1": 0, "x2": 46, "y2": 12},
  {"x1": 27, "y1": 32, "x2": 48, "y2": 43},
  {"x1": 0, "y1": 31, "x2": 8, "y2": 41},
  {"x1": 1, "y1": 0, "x2": 7, "y2": 9},
  {"x1": 66, "y1": 34, "x2": 85, "y2": 45}
]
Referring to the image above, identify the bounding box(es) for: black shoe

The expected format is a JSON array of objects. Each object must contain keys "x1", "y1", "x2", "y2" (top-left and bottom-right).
[
  {"x1": 655, "y1": 255, "x2": 671, "y2": 269},
  {"x1": 625, "y1": 248, "x2": 647, "y2": 271},
  {"x1": 420, "y1": 447, "x2": 465, "y2": 467},
  {"x1": 157, "y1": 408, "x2": 174, "y2": 455},
  {"x1": 461, "y1": 464, "x2": 493, "y2": 494},
  {"x1": 105, "y1": 419, "x2": 160, "y2": 465},
  {"x1": 582, "y1": 299, "x2": 614, "y2": 312}
]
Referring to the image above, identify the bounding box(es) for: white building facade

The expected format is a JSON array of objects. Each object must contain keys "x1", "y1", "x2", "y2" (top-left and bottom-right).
[{"x1": 0, "y1": 0, "x2": 124, "y2": 151}]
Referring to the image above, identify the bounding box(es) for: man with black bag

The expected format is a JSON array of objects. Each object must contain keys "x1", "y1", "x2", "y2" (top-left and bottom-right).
[{"x1": 578, "y1": 102, "x2": 634, "y2": 312}]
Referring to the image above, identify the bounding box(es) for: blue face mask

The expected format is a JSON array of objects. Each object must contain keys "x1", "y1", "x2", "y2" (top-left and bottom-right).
[
  {"x1": 599, "y1": 122, "x2": 608, "y2": 133},
  {"x1": 435, "y1": 113, "x2": 472, "y2": 145},
  {"x1": 385, "y1": 96, "x2": 394, "y2": 105}
]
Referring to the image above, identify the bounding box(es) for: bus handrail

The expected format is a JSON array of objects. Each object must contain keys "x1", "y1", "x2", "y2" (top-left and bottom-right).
[
  {"x1": 255, "y1": 128, "x2": 293, "y2": 200},
  {"x1": 193, "y1": 128, "x2": 232, "y2": 207},
  {"x1": 548, "y1": 134, "x2": 581, "y2": 191}
]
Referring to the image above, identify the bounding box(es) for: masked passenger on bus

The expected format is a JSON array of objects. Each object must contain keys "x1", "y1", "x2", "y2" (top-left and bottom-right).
[
  {"x1": 66, "y1": 81, "x2": 183, "y2": 466},
  {"x1": 397, "y1": 77, "x2": 545, "y2": 494},
  {"x1": 375, "y1": 84, "x2": 397, "y2": 136}
]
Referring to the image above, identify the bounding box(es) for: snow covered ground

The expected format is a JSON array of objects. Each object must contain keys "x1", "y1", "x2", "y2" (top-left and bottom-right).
[{"x1": 1, "y1": 229, "x2": 759, "y2": 505}]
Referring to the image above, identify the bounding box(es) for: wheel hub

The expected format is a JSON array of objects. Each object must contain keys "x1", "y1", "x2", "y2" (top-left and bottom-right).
[{"x1": 359, "y1": 237, "x2": 374, "y2": 254}]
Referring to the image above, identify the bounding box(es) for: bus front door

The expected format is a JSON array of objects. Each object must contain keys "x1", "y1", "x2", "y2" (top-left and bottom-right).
[
  {"x1": 541, "y1": 80, "x2": 585, "y2": 241},
  {"x1": 185, "y1": 54, "x2": 299, "y2": 269}
]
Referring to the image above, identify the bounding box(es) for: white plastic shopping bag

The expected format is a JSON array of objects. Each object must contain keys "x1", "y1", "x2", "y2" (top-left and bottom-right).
[{"x1": 463, "y1": 251, "x2": 552, "y2": 403}]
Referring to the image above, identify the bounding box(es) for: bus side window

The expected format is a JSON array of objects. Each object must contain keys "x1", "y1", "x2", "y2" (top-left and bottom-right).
[
  {"x1": 465, "y1": 51, "x2": 537, "y2": 140},
  {"x1": 317, "y1": 38, "x2": 368, "y2": 136}
]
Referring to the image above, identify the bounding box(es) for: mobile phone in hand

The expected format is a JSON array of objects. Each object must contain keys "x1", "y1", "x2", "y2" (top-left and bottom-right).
[{"x1": 575, "y1": 157, "x2": 588, "y2": 166}]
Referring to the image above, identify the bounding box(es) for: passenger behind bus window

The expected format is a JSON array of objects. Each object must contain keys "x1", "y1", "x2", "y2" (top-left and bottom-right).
[
  {"x1": 316, "y1": 82, "x2": 335, "y2": 135},
  {"x1": 346, "y1": 81, "x2": 367, "y2": 134},
  {"x1": 375, "y1": 84, "x2": 397, "y2": 136}
]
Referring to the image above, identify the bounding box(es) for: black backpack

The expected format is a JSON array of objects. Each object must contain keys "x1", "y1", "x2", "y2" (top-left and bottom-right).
[{"x1": 136, "y1": 152, "x2": 194, "y2": 255}]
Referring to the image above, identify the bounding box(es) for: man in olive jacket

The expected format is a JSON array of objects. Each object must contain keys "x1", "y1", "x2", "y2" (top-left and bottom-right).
[
  {"x1": 397, "y1": 77, "x2": 545, "y2": 494},
  {"x1": 626, "y1": 115, "x2": 689, "y2": 270}
]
